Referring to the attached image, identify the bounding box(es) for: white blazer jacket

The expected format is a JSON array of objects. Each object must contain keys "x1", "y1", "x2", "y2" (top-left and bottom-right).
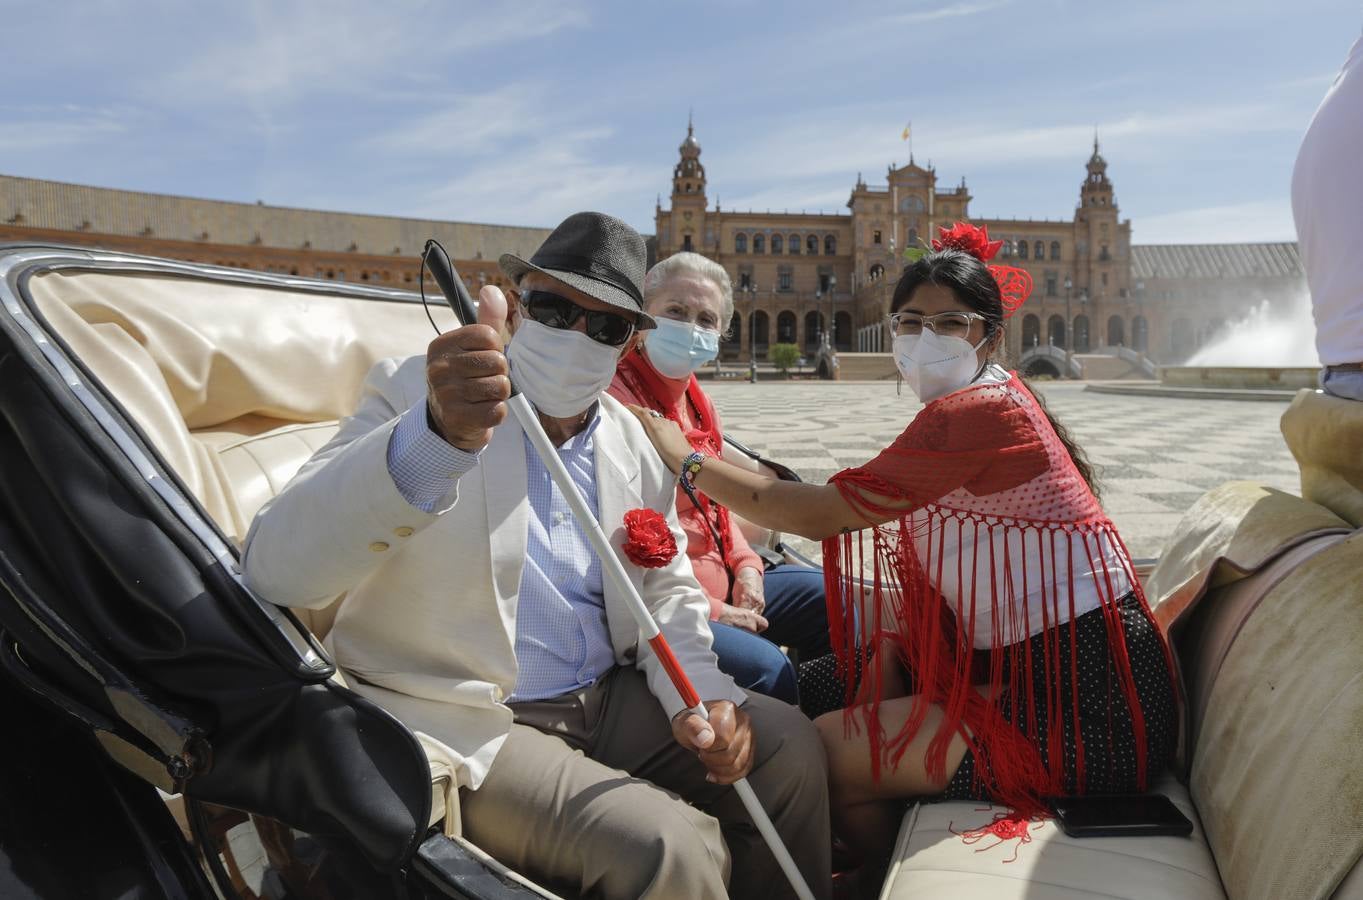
[{"x1": 242, "y1": 356, "x2": 743, "y2": 790}]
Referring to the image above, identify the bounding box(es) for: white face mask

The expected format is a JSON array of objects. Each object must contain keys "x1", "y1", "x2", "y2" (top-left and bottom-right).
[
  {"x1": 893, "y1": 330, "x2": 989, "y2": 403},
  {"x1": 644, "y1": 317, "x2": 721, "y2": 379},
  {"x1": 505, "y1": 318, "x2": 622, "y2": 417}
]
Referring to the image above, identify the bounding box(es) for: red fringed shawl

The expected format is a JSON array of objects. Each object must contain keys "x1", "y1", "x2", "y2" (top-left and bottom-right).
[{"x1": 824, "y1": 374, "x2": 1175, "y2": 816}]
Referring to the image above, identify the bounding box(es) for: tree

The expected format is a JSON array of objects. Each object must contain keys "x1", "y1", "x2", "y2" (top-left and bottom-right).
[{"x1": 769, "y1": 343, "x2": 800, "y2": 378}]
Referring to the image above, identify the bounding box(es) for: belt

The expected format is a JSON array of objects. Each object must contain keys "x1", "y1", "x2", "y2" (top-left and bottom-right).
[{"x1": 1328, "y1": 362, "x2": 1363, "y2": 372}]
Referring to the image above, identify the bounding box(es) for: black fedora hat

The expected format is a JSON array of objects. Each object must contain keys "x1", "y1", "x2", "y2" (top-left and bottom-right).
[{"x1": 500, "y1": 211, "x2": 656, "y2": 329}]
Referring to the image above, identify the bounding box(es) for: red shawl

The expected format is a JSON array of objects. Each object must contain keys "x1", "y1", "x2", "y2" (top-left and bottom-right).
[
  {"x1": 615, "y1": 349, "x2": 736, "y2": 566},
  {"x1": 825, "y1": 373, "x2": 1176, "y2": 816}
]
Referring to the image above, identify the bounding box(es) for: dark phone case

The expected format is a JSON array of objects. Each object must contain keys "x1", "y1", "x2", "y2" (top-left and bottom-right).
[{"x1": 1052, "y1": 793, "x2": 1194, "y2": 838}]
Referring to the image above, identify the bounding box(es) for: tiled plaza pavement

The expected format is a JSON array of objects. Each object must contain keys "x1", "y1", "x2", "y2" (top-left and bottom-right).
[{"x1": 706, "y1": 379, "x2": 1302, "y2": 561}]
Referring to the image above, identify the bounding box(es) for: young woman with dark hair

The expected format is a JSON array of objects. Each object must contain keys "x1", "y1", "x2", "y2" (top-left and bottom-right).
[{"x1": 630, "y1": 224, "x2": 1178, "y2": 890}]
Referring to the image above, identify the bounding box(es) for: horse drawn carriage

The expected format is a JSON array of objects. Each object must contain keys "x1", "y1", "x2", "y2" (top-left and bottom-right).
[{"x1": 1, "y1": 244, "x2": 1359, "y2": 899}]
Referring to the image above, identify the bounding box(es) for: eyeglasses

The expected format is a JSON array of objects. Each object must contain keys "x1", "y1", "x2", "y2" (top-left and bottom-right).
[
  {"x1": 520, "y1": 290, "x2": 637, "y2": 347},
  {"x1": 888, "y1": 311, "x2": 989, "y2": 339}
]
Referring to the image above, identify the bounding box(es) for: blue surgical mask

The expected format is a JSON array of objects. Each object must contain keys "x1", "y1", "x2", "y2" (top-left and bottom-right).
[{"x1": 644, "y1": 317, "x2": 721, "y2": 378}]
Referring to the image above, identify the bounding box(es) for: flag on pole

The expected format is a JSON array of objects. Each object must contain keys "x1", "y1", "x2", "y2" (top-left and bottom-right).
[{"x1": 901, "y1": 122, "x2": 912, "y2": 141}]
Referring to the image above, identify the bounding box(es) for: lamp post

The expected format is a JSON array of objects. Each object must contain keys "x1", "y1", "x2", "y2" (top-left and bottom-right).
[
  {"x1": 826, "y1": 273, "x2": 837, "y2": 353},
  {"x1": 1134, "y1": 279, "x2": 1145, "y2": 356},
  {"x1": 745, "y1": 282, "x2": 760, "y2": 384},
  {"x1": 1063, "y1": 274, "x2": 1074, "y2": 378}
]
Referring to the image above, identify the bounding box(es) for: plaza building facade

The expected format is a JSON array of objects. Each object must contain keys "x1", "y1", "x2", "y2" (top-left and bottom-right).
[
  {"x1": 2, "y1": 147, "x2": 1305, "y2": 374},
  {"x1": 0, "y1": 174, "x2": 550, "y2": 299},
  {"x1": 654, "y1": 124, "x2": 1305, "y2": 372}
]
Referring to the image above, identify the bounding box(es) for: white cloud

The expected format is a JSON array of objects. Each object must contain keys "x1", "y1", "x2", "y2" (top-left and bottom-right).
[
  {"x1": 880, "y1": 1, "x2": 1013, "y2": 26},
  {"x1": 0, "y1": 104, "x2": 132, "y2": 153},
  {"x1": 364, "y1": 84, "x2": 547, "y2": 157},
  {"x1": 157, "y1": 0, "x2": 588, "y2": 111},
  {"x1": 1134, "y1": 200, "x2": 1297, "y2": 244},
  {"x1": 401, "y1": 127, "x2": 658, "y2": 227}
]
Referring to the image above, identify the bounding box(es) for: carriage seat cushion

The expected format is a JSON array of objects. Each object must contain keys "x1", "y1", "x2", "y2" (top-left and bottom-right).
[
  {"x1": 1281, "y1": 388, "x2": 1363, "y2": 528},
  {"x1": 193, "y1": 419, "x2": 342, "y2": 538},
  {"x1": 881, "y1": 773, "x2": 1224, "y2": 900},
  {"x1": 1142, "y1": 481, "x2": 1351, "y2": 634}
]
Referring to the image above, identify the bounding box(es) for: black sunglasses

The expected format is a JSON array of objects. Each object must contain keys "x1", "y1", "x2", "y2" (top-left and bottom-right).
[{"x1": 519, "y1": 290, "x2": 636, "y2": 347}]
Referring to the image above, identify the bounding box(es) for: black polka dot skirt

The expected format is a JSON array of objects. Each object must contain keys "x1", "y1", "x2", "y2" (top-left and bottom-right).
[
  {"x1": 797, "y1": 650, "x2": 859, "y2": 719},
  {"x1": 941, "y1": 591, "x2": 1178, "y2": 801}
]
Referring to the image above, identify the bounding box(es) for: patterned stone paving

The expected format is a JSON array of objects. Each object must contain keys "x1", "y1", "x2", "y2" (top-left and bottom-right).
[{"x1": 706, "y1": 380, "x2": 1301, "y2": 560}]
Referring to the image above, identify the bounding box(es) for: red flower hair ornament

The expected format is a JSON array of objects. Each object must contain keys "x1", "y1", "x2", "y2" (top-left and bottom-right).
[
  {"x1": 622, "y1": 508, "x2": 679, "y2": 569},
  {"x1": 930, "y1": 222, "x2": 1033, "y2": 318}
]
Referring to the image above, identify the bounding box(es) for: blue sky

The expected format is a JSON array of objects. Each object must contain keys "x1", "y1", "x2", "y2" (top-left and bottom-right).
[{"x1": 3, "y1": 0, "x2": 1357, "y2": 244}]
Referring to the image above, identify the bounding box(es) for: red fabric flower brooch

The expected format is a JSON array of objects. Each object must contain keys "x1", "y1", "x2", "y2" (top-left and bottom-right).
[
  {"x1": 931, "y1": 221, "x2": 1004, "y2": 262},
  {"x1": 622, "y1": 508, "x2": 678, "y2": 569},
  {"x1": 930, "y1": 222, "x2": 1033, "y2": 318}
]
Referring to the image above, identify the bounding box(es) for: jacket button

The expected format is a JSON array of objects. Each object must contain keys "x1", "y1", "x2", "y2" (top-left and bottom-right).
[
  {"x1": 369, "y1": 541, "x2": 390, "y2": 552},
  {"x1": 394, "y1": 527, "x2": 415, "y2": 537}
]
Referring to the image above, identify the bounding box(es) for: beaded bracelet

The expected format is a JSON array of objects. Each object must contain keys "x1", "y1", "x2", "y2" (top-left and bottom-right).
[{"x1": 679, "y1": 450, "x2": 707, "y2": 490}]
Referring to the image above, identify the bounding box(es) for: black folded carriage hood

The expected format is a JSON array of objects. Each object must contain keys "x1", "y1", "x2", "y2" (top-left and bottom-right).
[{"x1": 0, "y1": 246, "x2": 432, "y2": 872}]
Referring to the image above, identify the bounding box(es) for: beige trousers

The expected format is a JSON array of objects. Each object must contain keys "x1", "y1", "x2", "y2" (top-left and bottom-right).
[{"x1": 459, "y1": 667, "x2": 832, "y2": 900}]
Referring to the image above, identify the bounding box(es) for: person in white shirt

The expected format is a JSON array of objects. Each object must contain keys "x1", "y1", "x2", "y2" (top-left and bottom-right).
[
  {"x1": 1293, "y1": 29, "x2": 1363, "y2": 400},
  {"x1": 243, "y1": 212, "x2": 831, "y2": 900}
]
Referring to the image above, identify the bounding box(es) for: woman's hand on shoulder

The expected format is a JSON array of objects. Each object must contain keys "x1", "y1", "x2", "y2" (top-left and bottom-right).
[{"x1": 626, "y1": 405, "x2": 692, "y2": 473}]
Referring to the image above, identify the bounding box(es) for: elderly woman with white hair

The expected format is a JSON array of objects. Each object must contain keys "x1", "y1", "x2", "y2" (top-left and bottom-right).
[{"x1": 609, "y1": 252, "x2": 833, "y2": 711}]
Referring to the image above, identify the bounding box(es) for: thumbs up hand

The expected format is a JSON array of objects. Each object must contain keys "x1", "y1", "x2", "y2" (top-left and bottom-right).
[{"x1": 424, "y1": 285, "x2": 513, "y2": 452}]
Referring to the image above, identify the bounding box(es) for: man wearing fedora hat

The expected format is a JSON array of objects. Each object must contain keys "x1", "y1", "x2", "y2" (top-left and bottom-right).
[{"x1": 243, "y1": 211, "x2": 832, "y2": 899}]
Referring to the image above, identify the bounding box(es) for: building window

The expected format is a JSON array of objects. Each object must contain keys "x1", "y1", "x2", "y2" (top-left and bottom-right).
[
  {"x1": 819, "y1": 270, "x2": 832, "y2": 293},
  {"x1": 869, "y1": 264, "x2": 884, "y2": 281},
  {"x1": 1034, "y1": 241, "x2": 1045, "y2": 259},
  {"x1": 753, "y1": 234, "x2": 765, "y2": 254},
  {"x1": 1017, "y1": 241, "x2": 1028, "y2": 260},
  {"x1": 1099, "y1": 244, "x2": 1110, "y2": 261},
  {"x1": 1001, "y1": 241, "x2": 1013, "y2": 258},
  {"x1": 778, "y1": 267, "x2": 793, "y2": 291},
  {"x1": 1045, "y1": 272, "x2": 1057, "y2": 297},
  {"x1": 735, "y1": 233, "x2": 747, "y2": 253},
  {"x1": 806, "y1": 235, "x2": 818, "y2": 254},
  {"x1": 682, "y1": 234, "x2": 693, "y2": 252},
  {"x1": 772, "y1": 234, "x2": 783, "y2": 254},
  {"x1": 788, "y1": 234, "x2": 800, "y2": 255},
  {"x1": 907, "y1": 228, "x2": 918, "y2": 247},
  {"x1": 824, "y1": 235, "x2": 836, "y2": 255},
  {"x1": 738, "y1": 269, "x2": 752, "y2": 290},
  {"x1": 1050, "y1": 241, "x2": 1061, "y2": 260},
  {"x1": 1101, "y1": 272, "x2": 1109, "y2": 287},
  {"x1": 873, "y1": 230, "x2": 882, "y2": 245}
]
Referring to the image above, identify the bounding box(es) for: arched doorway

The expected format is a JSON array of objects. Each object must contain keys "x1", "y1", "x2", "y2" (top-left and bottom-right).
[
  {"x1": 1022, "y1": 358, "x2": 1061, "y2": 378},
  {"x1": 1107, "y1": 315, "x2": 1125, "y2": 347},
  {"x1": 1022, "y1": 314, "x2": 1041, "y2": 348},
  {"x1": 1132, "y1": 315, "x2": 1149, "y2": 352},
  {"x1": 749, "y1": 310, "x2": 770, "y2": 358},
  {"x1": 804, "y1": 311, "x2": 824, "y2": 352},
  {"x1": 1047, "y1": 314, "x2": 1066, "y2": 348},
  {"x1": 722, "y1": 311, "x2": 742, "y2": 360},
  {"x1": 776, "y1": 310, "x2": 797, "y2": 344},
  {"x1": 1073, "y1": 315, "x2": 1091, "y2": 353},
  {"x1": 834, "y1": 311, "x2": 852, "y2": 351}
]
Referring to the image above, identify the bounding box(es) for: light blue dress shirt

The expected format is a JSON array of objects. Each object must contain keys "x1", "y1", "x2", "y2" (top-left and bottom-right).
[{"x1": 387, "y1": 401, "x2": 617, "y2": 702}]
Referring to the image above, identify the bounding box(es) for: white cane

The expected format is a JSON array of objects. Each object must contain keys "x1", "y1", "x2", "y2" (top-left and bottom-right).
[{"x1": 422, "y1": 241, "x2": 816, "y2": 900}]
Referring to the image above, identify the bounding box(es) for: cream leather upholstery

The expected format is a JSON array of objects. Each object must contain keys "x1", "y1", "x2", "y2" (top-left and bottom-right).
[
  {"x1": 882, "y1": 774, "x2": 1223, "y2": 900},
  {"x1": 1282, "y1": 389, "x2": 1363, "y2": 527},
  {"x1": 28, "y1": 268, "x2": 456, "y2": 829}
]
